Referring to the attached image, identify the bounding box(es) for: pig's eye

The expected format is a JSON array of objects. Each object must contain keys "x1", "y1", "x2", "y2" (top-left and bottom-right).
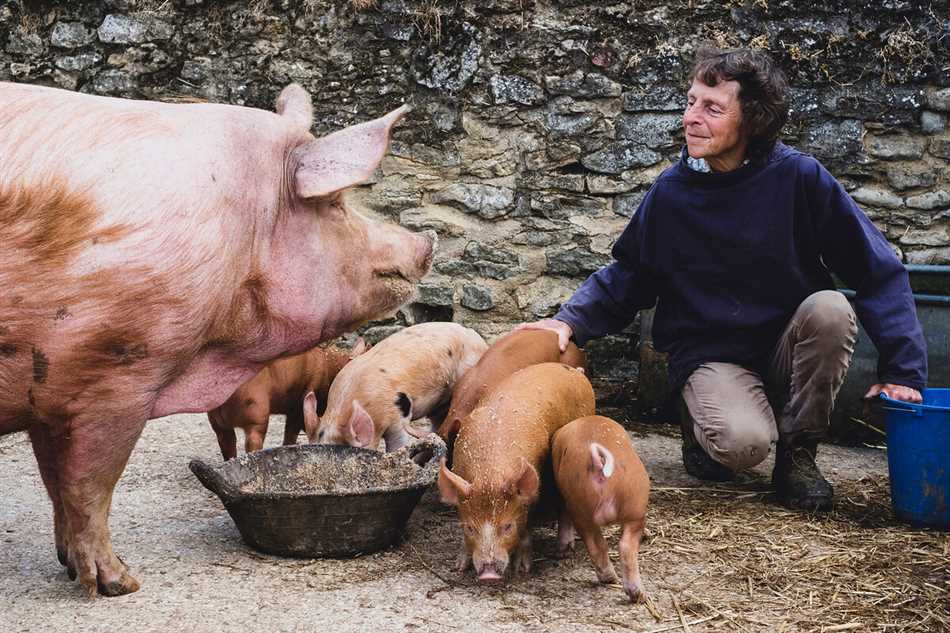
[
  {"x1": 501, "y1": 522, "x2": 514, "y2": 535},
  {"x1": 463, "y1": 524, "x2": 476, "y2": 536}
]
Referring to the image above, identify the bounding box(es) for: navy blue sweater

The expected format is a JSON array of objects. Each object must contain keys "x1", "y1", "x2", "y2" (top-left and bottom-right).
[{"x1": 555, "y1": 143, "x2": 928, "y2": 392}]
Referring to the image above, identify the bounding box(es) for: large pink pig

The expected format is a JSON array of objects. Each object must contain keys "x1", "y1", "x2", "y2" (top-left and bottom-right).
[{"x1": 0, "y1": 81, "x2": 433, "y2": 596}]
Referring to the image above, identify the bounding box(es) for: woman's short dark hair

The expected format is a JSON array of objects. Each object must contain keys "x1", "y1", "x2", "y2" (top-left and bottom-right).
[{"x1": 691, "y1": 47, "x2": 789, "y2": 162}]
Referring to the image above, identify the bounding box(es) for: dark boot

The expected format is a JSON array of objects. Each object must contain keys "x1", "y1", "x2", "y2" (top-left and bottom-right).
[
  {"x1": 772, "y1": 437, "x2": 833, "y2": 511},
  {"x1": 680, "y1": 411, "x2": 734, "y2": 482}
]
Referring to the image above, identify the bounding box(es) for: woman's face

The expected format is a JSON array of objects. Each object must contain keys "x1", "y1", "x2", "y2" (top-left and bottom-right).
[{"x1": 683, "y1": 77, "x2": 748, "y2": 172}]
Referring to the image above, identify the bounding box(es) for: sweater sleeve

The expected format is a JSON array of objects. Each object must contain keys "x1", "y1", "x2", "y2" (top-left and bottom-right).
[
  {"x1": 553, "y1": 191, "x2": 660, "y2": 346},
  {"x1": 806, "y1": 158, "x2": 928, "y2": 390}
]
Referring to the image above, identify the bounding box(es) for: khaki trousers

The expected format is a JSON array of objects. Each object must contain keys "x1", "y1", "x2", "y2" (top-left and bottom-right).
[{"x1": 680, "y1": 291, "x2": 858, "y2": 472}]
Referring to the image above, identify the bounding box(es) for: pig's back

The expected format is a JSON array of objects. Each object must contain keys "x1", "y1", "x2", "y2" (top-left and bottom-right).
[
  {"x1": 485, "y1": 362, "x2": 595, "y2": 434},
  {"x1": 0, "y1": 83, "x2": 302, "y2": 423},
  {"x1": 446, "y1": 330, "x2": 586, "y2": 424},
  {"x1": 454, "y1": 363, "x2": 595, "y2": 484}
]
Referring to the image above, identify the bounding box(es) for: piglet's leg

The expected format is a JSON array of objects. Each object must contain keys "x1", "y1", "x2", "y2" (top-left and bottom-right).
[
  {"x1": 513, "y1": 533, "x2": 534, "y2": 574},
  {"x1": 556, "y1": 509, "x2": 576, "y2": 556},
  {"x1": 578, "y1": 525, "x2": 618, "y2": 585},
  {"x1": 456, "y1": 543, "x2": 472, "y2": 573},
  {"x1": 243, "y1": 421, "x2": 268, "y2": 454},
  {"x1": 283, "y1": 409, "x2": 304, "y2": 446},
  {"x1": 619, "y1": 520, "x2": 646, "y2": 603},
  {"x1": 238, "y1": 400, "x2": 270, "y2": 454},
  {"x1": 383, "y1": 422, "x2": 414, "y2": 452},
  {"x1": 27, "y1": 422, "x2": 70, "y2": 566},
  {"x1": 59, "y1": 412, "x2": 147, "y2": 597},
  {"x1": 207, "y1": 411, "x2": 237, "y2": 461}
]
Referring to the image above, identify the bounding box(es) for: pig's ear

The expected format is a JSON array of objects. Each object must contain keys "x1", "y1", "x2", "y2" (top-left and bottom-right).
[
  {"x1": 347, "y1": 401, "x2": 375, "y2": 448},
  {"x1": 292, "y1": 105, "x2": 410, "y2": 200},
  {"x1": 276, "y1": 83, "x2": 313, "y2": 132},
  {"x1": 302, "y1": 391, "x2": 320, "y2": 442},
  {"x1": 438, "y1": 458, "x2": 472, "y2": 506},
  {"x1": 350, "y1": 337, "x2": 369, "y2": 359},
  {"x1": 511, "y1": 457, "x2": 540, "y2": 501},
  {"x1": 440, "y1": 417, "x2": 461, "y2": 443}
]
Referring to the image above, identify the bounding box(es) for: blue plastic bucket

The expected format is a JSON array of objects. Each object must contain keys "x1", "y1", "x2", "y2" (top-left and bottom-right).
[{"x1": 880, "y1": 389, "x2": 950, "y2": 529}]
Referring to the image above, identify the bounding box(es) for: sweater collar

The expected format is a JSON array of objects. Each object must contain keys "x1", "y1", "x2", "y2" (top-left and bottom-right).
[{"x1": 676, "y1": 142, "x2": 792, "y2": 185}]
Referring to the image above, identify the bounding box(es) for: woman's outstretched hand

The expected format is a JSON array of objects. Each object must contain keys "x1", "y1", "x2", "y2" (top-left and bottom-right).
[{"x1": 515, "y1": 318, "x2": 574, "y2": 352}]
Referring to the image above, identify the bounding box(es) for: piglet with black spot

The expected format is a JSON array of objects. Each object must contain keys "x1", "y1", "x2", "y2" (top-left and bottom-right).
[{"x1": 311, "y1": 322, "x2": 487, "y2": 451}]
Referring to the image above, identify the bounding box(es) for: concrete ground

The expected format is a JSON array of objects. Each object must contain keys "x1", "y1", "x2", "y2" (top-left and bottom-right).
[{"x1": 0, "y1": 413, "x2": 944, "y2": 633}]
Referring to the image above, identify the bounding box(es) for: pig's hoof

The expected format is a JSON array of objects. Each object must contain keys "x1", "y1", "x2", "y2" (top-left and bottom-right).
[
  {"x1": 97, "y1": 573, "x2": 141, "y2": 597},
  {"x1": 515, "y1": 555, "x2": 532, "y2": 575},
  {"x1": 623, "y1": 581, "x2": 645, "y2": 604},
  {"x1": 596, "y1": 567, "x2": 619, "y2": 585},
  {"x1": 555, "y1": 541, "x2": 575, "y2": 558},
  {"x1": 57, "y1": 546, "x2": 68, "y2": 567}
]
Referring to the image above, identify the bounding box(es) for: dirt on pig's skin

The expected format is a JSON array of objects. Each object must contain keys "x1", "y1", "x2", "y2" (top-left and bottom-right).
[{"x1": 1, "y1": 413, "x2": 946, "y2": 633}]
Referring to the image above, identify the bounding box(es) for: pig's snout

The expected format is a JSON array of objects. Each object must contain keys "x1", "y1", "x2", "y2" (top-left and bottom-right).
[
  {"x1": 476, "y1": 563, "x2": 503, "y2": 583},
  {"x1": 414, "y1": 230, "x2": 436, "y2": 275}
]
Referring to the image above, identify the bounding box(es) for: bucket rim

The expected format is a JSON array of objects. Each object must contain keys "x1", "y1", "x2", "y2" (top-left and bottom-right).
[{"x1": 879, "y1": 392, "x2": 950, "y2": 414}]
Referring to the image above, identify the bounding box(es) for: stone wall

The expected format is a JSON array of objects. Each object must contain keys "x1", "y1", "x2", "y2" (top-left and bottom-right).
[{"x1": 3, "y1": 0, "x2": 948, "y2": 414}]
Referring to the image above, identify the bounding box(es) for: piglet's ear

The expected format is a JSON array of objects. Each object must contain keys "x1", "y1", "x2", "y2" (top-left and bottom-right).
[
  {"x1": 437, "y1": 458, "x2": 472, "y2": 506},
  {"x1": 302, "y1": 391, "x2": 320, "y2": 442},
  {"x1": 439, "y1": 417, "x2": 461, "y2": 443},
  {"x1": 350, "y1": 337, "x2": 369, "y2": 359},
  {"x1": 511, "y1": 457, "x2": 539, "y2": 502},
  {"x1": 276, "y1": 83, "x2": 313, "y2": 133},
  {"x1": 292, "y1": 105, "x2": 409, "y2": 200},
  {"x1": 347, "y1": 401, "x2": 375, "y2": 448}
]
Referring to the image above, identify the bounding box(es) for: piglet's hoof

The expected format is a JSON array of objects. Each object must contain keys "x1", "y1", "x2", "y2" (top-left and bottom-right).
[
  {"x1": 596, "y1": 566, "x2": 619, "y2": 585},
  {"x1": 623, "y1": 580, "x2": 645, "y2": 604},
  {"x1": 554, "y1": 540, "x2": 575, "y2": 558}
]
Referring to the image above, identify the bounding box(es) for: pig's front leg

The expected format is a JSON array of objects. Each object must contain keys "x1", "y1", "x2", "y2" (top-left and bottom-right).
[
  {"x1": 556, "y1": 509, "x2": 576, "y2": 557},
  {"x1": 619, "y1": 520, "x2": 646, "y2": 603},
  {"x1": 59, "y1": 411, "x2": 148, "y2": 597},
  {"x1": 578, "y1": 525, "x2": 618, "y2": 585},
  {"x1": 382, "y1": 421, "x2": 414, "y2": 452},
  {"x1": 27, "y1": 423, "x2": 70, "y2": 566},
  {"x1": 207, "y1": 409, "x2": 237, "y2": 460},
  {"x1": 242, "y1": 421, "x2": 268, "y2": 454},
  {"x1": 512, "y1": 533, "x2": 534, "y2": 574},
  {"x1": 283, "y1": 409, "x2": 304, "y2": 446},
  {"x1": 456, "y1": 543, "x2": 472, "y2": 572}
]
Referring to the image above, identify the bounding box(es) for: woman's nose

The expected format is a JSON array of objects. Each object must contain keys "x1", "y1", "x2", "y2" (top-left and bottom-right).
[{"x1": 683, "y1": 107, "x2": 699, "y2": 127}]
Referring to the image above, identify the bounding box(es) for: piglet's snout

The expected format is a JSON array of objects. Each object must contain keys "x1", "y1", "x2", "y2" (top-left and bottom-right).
[{"x1": 476, "y1": 563, "x2": 503, "y2": 582}]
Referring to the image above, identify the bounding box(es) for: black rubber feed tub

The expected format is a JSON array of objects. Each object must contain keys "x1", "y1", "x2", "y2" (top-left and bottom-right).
[{"x1": 190, "y1": 435, "x2": 445, "y2": 558}]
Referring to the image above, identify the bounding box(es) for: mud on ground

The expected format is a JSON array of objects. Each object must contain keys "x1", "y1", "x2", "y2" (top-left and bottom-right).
[{"x1": 1, "y1": 414, "x2": 947, "y2": 633}]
